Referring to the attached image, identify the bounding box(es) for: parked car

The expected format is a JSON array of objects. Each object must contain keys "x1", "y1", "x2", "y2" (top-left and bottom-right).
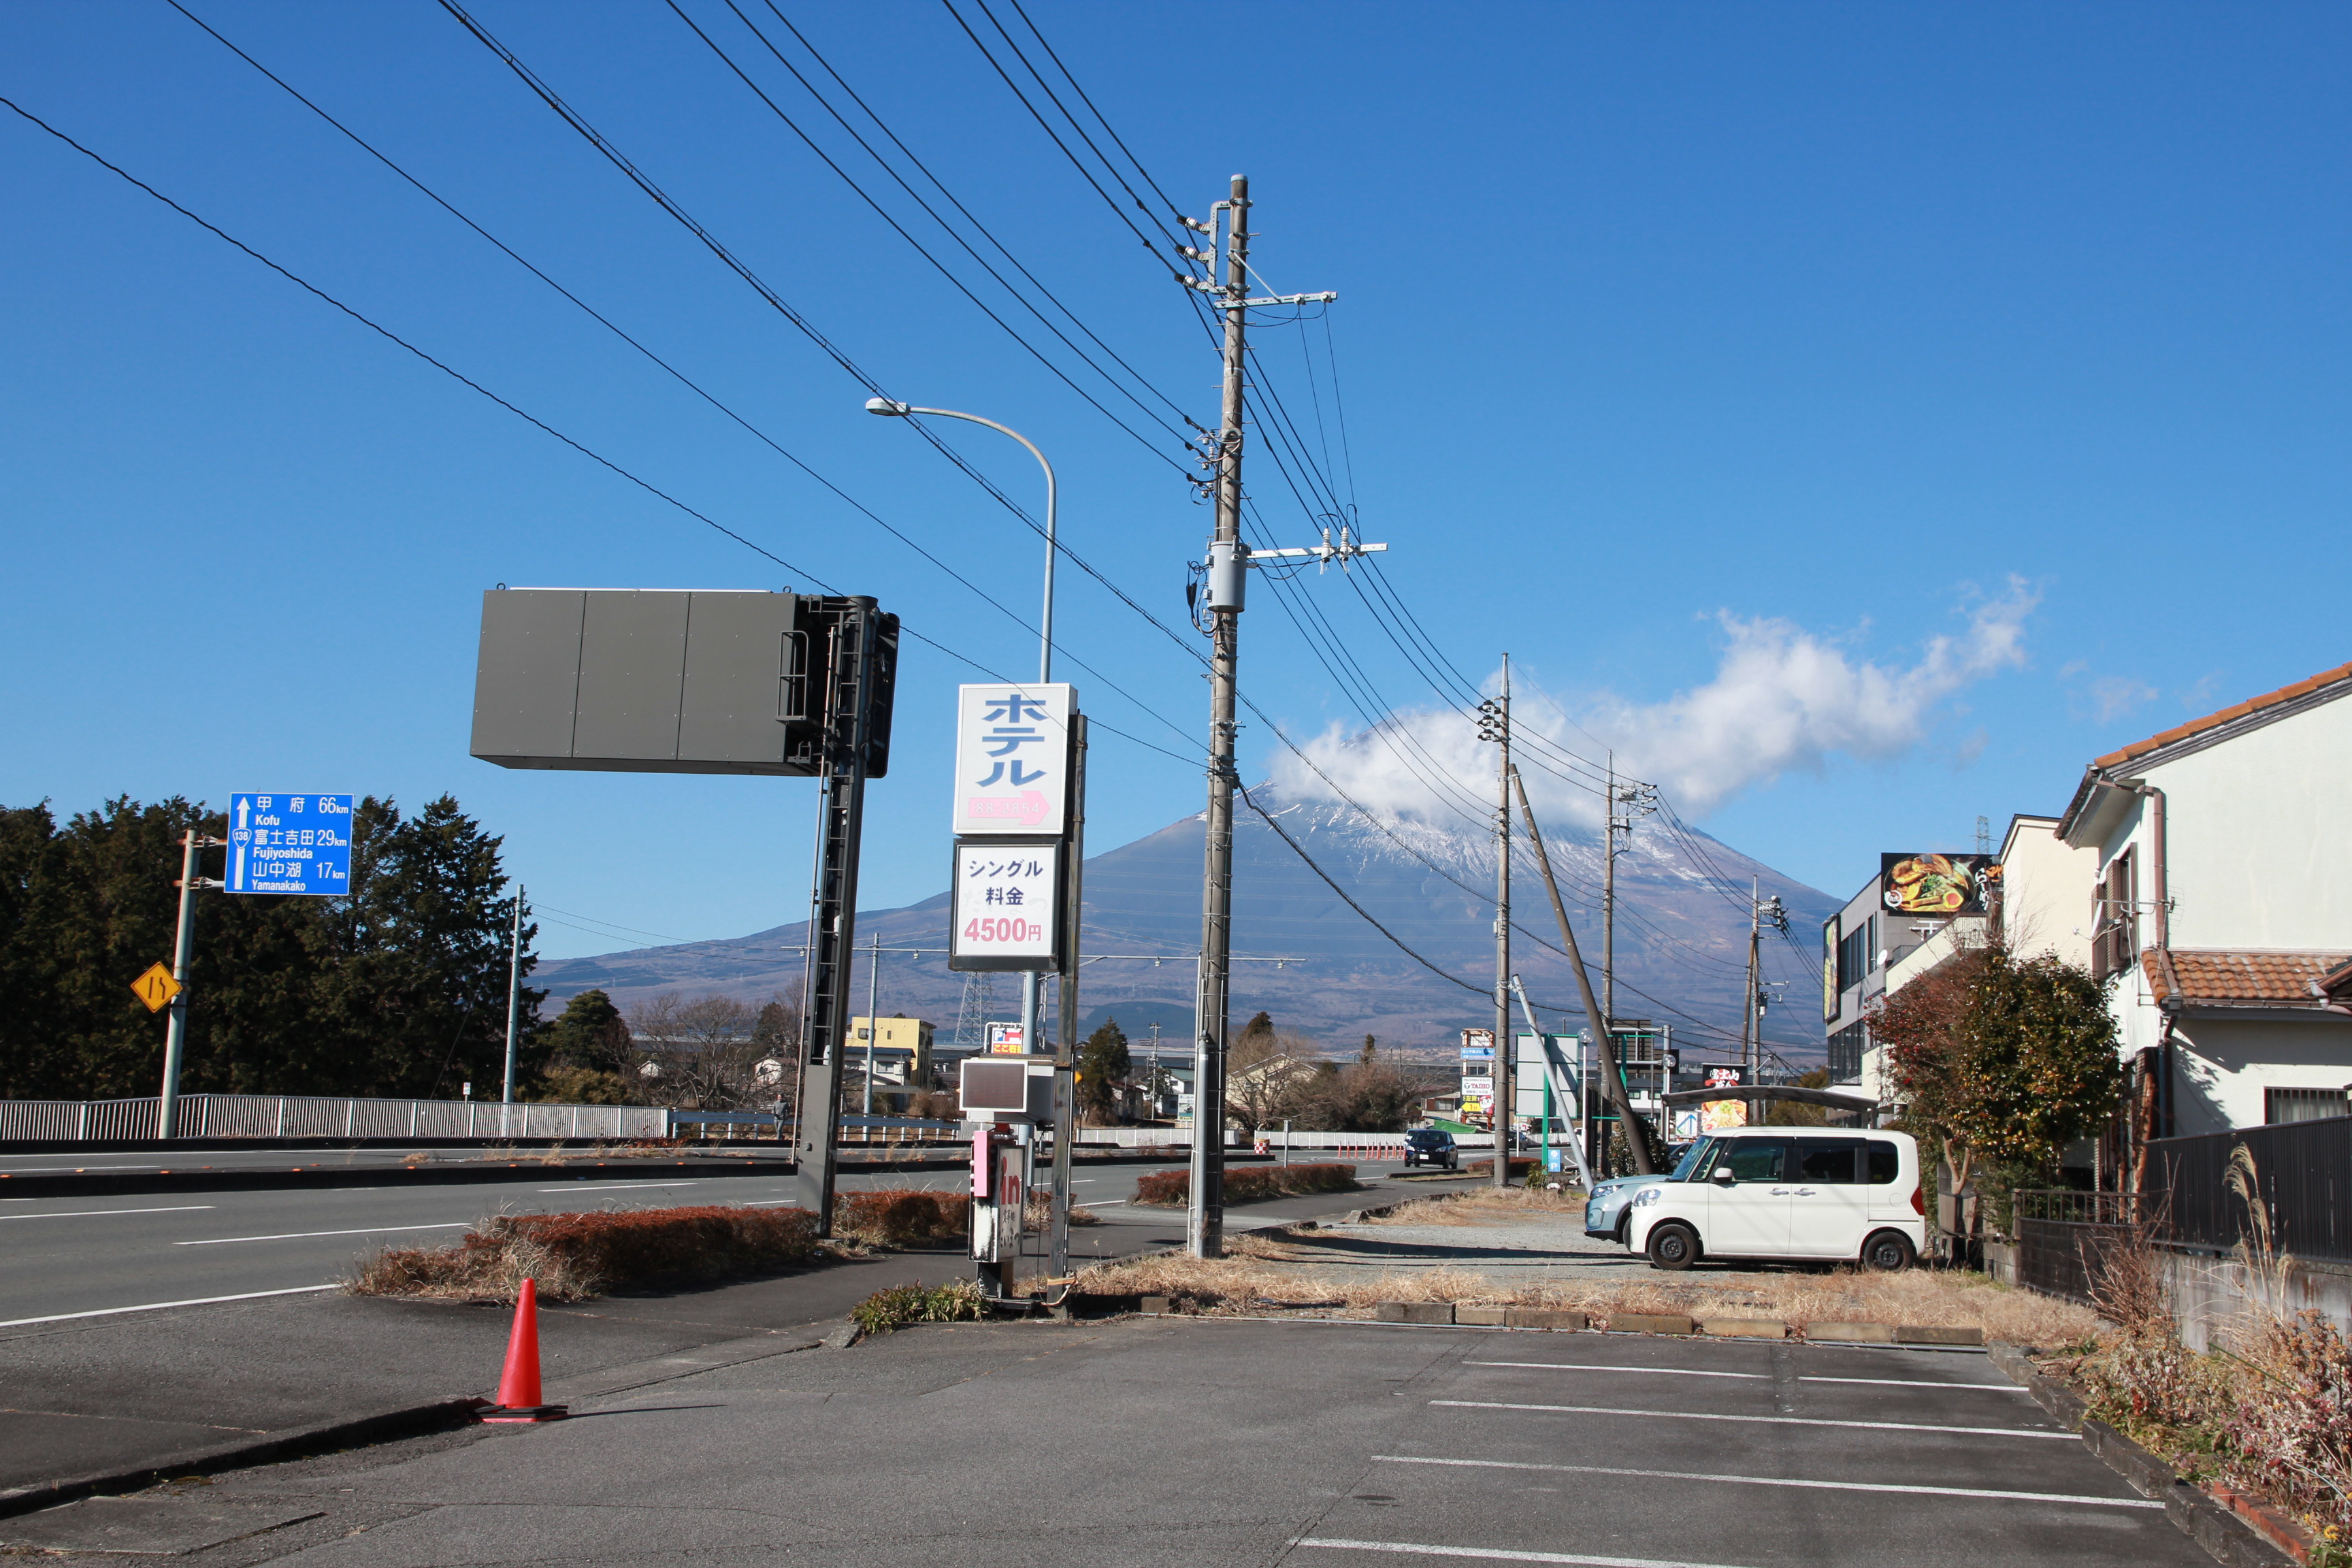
[
  {"x1": 1403, "y1": 1129, "x2": 1459, "y2": 1169},
  {"x1": 1582, "y1": 1142, "x2": 1701, "y2": 1242},
  {"x1": 1624, "y1": 1128, "x2": 1926, "y2": 1271}
]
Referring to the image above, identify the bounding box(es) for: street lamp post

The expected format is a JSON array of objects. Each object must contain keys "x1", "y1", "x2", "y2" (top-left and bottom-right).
[{"x1": 866, "y1": 398, "x2": 1059, "y2": 1057}]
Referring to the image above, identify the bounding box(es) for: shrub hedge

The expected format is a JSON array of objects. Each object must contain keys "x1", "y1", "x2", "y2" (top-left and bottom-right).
[{"x1": 1132, "y1": 1162, "x2": 1358, "y2": 1207}]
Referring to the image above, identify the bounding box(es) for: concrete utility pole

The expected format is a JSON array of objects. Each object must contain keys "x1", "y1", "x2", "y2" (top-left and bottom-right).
[
  {"x1": 1181, "y1": 175, "x2": 1342, "y2": 1260},
  {"x1": 1744, "y1": 877, "x2": 1760, "y2": 1088},
  {"x1": 862, "y1": 929, "x2": 882, "y2": 1119},
  {"x1": 157, "y1": 829, "x2": 222, "y2": 1140},
  {"x1": 500, "y1": 884, "x2": 523, "y2": 1129},
  {"x1": 1481, "y1": 660, "x2": 1513, "y2": 1188},
  {"x1": 1189, "y1": 174, "x2": 1250, "y2": 1261},
  {"x1": 1509, "y1": 768, "x2": 1646, "y2": 1177}
]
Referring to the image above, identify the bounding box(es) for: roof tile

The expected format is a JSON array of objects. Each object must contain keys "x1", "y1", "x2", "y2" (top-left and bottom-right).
[
  {"x1": 2141, "y1": 948, "x2": 2352, "y2": 1009},
  {"x1": 2095, "y1": 660, "x2": 2352, "y2": 770}
]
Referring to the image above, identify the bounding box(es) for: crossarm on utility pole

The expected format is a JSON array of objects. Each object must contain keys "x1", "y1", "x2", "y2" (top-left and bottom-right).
[{"x1": 1509, "y1": 767, "x2": 1652, "y2": 1176}]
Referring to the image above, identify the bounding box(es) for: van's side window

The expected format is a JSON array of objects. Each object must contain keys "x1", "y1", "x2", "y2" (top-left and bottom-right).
[
  {"x1": 1716, "y1": 1140, "x2": 1787, "y2": 1183},
  {"x1": 1793, "y1": 1138, "x2": 1863, "y2": 1183},
  {"x1": 1866, "y1": 1141, "x2": 1900, "y2": 1184}
]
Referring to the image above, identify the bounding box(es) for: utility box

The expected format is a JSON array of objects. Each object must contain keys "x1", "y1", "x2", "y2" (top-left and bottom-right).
[{"x1": 470, "y1": 588, "x2": 896, "y2": 777}]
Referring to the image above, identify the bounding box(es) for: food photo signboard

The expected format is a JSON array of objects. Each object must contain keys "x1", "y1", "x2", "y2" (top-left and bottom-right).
[{"x1": 1879, "y1": 852, "x2": 1991, "y2": 916}]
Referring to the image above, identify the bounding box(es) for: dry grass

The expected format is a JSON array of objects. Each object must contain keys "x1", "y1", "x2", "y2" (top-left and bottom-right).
[
  {"x1": 1070, "y1": 1234, "x2": 2095, "y2": 1343},
  {"x1": 1362, "y1": 1186, "x2": 1588, "y2": 1226},
  {"x1": 1132, "y1": 1163, "x2": 1360, "y2": 1207}
]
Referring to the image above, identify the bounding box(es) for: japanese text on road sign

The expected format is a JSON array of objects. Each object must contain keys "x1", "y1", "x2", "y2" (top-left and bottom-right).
[
  {"x1": 951, "y1": 684, "x2": 1074, "y2": 837},
  {"x1": 226, "y1": 794, "x2": 353, "y2": 896},
  {"x1": 949, "y1": 840, "x2": 1060, "y2": 970}
]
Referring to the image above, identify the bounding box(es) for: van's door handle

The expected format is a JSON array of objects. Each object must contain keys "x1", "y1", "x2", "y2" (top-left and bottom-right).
[
  {"x1": 1794, "y1": 1188, "x2": 1817, "y2": 1196},
  {"x1": 1769, "y1": 1187, "x2": 1793, "y2": 1195}
]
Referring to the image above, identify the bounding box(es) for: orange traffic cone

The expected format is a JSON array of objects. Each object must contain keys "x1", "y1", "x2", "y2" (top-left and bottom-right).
[{"x1": 480, "y1": 1277, "x2": 567, "y2": 1423}]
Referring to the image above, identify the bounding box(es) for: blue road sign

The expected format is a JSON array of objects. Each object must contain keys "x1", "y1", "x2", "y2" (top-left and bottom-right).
[{"x1": 226, "y1": 794, "x2": 354, "y2": 896}]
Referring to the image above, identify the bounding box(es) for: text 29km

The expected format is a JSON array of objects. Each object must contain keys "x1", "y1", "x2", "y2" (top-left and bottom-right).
[{"x1": 963, "y1": 917, "x2": 1044, "y2": 945}]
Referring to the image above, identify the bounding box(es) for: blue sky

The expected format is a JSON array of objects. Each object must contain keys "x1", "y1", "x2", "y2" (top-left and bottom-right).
[{"x1": 5, "y1": 1, "x2": 2345, "y2": 962}]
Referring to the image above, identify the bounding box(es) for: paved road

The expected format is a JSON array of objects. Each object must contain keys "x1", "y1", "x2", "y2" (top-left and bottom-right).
[
  {"x1": 0, "y1": 1159, "x2": 1462, "y2": 1327},
  {"x1": 0, "y1": 1317, "x2": 2210, "y2": 1567}
]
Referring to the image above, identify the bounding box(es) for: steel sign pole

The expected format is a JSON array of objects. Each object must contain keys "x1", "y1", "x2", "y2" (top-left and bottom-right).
[
  {"x1": 501, "y1": 884, "x2": 523, "y2": 1128},
  {"x1": 793, "y1": 600, "x2": 882, "y2": 1231},
  {"x1": 1051, "y1": 713, "x2": 1086, "y2": 1281}
]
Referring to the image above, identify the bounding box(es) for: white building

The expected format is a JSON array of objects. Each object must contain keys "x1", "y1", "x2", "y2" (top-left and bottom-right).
[{"x1": 2055, "y1": 660, "x2": 2352, "y2": 1140}]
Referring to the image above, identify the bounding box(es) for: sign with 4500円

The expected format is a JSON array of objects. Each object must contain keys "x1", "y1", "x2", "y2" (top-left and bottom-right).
[
  {"x1": 951, "y1": 684, "x2": 1074, "y2": 837},
  {"x1": 949, "y1": 839, "x2": 1061, "y2": 973}
]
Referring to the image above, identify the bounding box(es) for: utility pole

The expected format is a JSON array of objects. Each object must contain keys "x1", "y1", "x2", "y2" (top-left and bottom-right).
[
  {"x1": 1743, "y1": 877, "x2": 1760, "y2": 1089},
  {"x1": 500, "y1": 883, "x2": 523, "y2": 1132},
  {"x1": 1480, "y1": 661, "x2": 1512, "y2": 1188},
  {"x1": 1186, "y1": 174, "x2": 1252, "y2": 1260},
  {"x1": 157, "y1": 828, "x2": 223, "y2": 1139},
  {"x1": 1181, "y1": 175, "x2": 1340, "y2": 1260}
]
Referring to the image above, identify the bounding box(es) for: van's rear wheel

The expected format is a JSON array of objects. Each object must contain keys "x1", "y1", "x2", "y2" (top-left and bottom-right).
[
  {"x1": 1862, "y1": 1230, "x2": 1916, "y2": 1273},
  {"x1": 1646, "y1": 1222, "x2": 1700, "y2": 1271}
]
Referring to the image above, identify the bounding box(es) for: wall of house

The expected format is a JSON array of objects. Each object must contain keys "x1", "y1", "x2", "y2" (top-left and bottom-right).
[
  {"x1": 2143, "y1": 693, "x2": 2352, "y2": 949},
  {"x1": 1996, "y1": 816, "x2": 2096, "y2": 968},
  {"x1": 2169, "y1": 1013, "x2": 2352, "y2": 1137}
]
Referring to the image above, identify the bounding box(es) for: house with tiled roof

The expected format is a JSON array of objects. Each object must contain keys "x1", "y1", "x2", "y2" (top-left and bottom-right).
[{"x1": 2055, "y1": 659, "x2": 2352, "y2": 1143}]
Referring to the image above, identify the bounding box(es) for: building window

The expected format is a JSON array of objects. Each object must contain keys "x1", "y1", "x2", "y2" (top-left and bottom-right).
[
  {"x1": 2266, "y1": 1088, "x2": 2351, "y2": 1125},
  {"x1": 1838, "y1": 922, "x2": 1873, "y2": 993},
  {"x1": 2094, "y1": 849, "x2": 2139, "y2": 981},
  {"x1": 1827, "y1": 1021, "x2": 1868, "y2": 1085}
]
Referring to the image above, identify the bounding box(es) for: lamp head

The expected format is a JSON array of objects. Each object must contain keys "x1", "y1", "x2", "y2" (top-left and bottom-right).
[{"x1": 864, "y1": 397, "x2": 911, "y2": 416}]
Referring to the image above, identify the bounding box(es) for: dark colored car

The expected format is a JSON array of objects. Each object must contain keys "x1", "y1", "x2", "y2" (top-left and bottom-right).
[{"x1": 1403, "y1": 1129, "x2": 1459, "y2": 1169}]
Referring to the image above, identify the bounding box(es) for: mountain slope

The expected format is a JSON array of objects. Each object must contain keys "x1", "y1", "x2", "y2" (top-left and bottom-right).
[{"x1": 538, "y1": 783, "x2": 1835, "y2": 1061}]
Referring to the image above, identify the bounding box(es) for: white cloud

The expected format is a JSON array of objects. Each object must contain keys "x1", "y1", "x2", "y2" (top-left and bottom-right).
[{"x1": 1269, "y1": 578, "x2": 2036, "y2": 824}]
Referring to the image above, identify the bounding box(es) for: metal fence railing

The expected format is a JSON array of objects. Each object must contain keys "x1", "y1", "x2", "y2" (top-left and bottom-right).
[
  {"x1": 2147, "y1": 1117, "x2": 2352, "y2": 1263},
  {"x1": 0, "y1": 1094, "x2": 673, "y2": 1143},
  {"x1": 2012, "y1": 1190, "x2": 2150, "y2": 1304}
]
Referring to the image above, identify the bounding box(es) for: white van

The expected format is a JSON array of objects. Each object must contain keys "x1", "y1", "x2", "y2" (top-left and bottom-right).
[{"x1": 1622, "y1": 1126, "x2": 1926, "y2": 1271}]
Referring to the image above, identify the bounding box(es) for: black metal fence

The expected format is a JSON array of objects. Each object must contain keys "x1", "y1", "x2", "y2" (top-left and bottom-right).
[
  {"x1": 2014, "y1": 1190, "x2": 2147, "y2": 1304},
  {"x1": 2146, "y1": 1116, "x2": 2352, "y2": 1262}
]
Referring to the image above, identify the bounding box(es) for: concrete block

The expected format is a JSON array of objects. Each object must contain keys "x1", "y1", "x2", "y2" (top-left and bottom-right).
[
  {"x1": 1504, "y1": 1308, "x2": 1588, "y2": 1332},
  {"x1": 1609, "y1": 1313, "x2": 1695, "y2": 1336},
  {"x1": 1139, "y1": 1295, "x2": 1171, "y2": 1315},
  {"x1": 1700, "y1": 1318, "x2": 1788, "y2": 1339},
  {"x1": 1454, "y1": 1305, "x2": 1508, "y2": 1326},
  {"x1": 1803, "y1": 1321, "x2": 1895, "y2": 1343},
  {"x1": 1372, "y1": 1301, "x2": 1456, "y2": 1324},
  {"x1": 1895, "y1": 1324, "x2": 1984, "y2": 1347}
]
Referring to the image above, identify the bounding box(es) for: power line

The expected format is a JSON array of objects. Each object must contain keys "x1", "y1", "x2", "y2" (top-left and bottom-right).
[
  {"x1": 165, "y1": 0, "x2": 1195, "y2": 760},
  {"x1": 672, "y1": 0, "x2": 1198, "y2": 466}
]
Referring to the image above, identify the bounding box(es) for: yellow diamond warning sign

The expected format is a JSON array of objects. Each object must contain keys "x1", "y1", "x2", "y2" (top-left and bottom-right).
[{"x1": 131, "y1": 962, "x2": 180, "y2": 1013}]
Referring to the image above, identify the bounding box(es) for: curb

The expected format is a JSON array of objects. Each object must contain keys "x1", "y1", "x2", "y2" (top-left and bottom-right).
[
  {"x1": 1988, "y1": 1342, "x2": 2295, "y2": 1568},
  {"x1": 0, "y1": 1399, "x2": 486, "y2": 1523}
]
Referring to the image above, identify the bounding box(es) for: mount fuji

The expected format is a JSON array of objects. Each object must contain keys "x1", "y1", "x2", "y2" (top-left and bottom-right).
[{"x1": 537, "y1": 782, "x2": 1837, "y2": 1062}]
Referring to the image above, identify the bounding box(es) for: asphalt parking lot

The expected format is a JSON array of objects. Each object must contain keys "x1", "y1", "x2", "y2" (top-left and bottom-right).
[{"x1": 2, "y1": 1315, "x2": 2215, "y2": 1568}]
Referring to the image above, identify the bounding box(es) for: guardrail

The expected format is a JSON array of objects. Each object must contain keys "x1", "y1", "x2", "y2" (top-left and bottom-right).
[{"x1": 0, "y1": 1094, "x2": 676, "y2": 1142}]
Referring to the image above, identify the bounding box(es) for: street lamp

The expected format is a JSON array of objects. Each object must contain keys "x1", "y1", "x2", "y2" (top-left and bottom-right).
[
  {"x1": 863, "y1": 396, "x2": 1059, "y2": 1059},
  {"x1": 863, "y1": 397, "x2": 1057, "y2": 683}
]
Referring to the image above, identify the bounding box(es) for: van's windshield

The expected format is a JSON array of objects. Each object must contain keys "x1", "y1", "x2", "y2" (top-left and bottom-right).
[{"x1": 1669, "y1": 1138, "x2": 1716, "y2": 1181}]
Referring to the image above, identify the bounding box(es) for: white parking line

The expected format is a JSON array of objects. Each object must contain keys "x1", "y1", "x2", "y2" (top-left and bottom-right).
[
  {"x1": 0, "y1": 1205, "x2": 215, "y2": 1221},
  {"x1": 1469, "y1": 1362, "x2": 1763, "y2": 1380},
  {"x1": 1369, "y1": 1455, "x2": 2160, "y2": 1509},
  {"x1": 0, "y1": 1284, "x2": 342, "y2": 1328},
  {"x1": 174, "y1": 1222, "x2": 472, "y2": 1246},
  {"x1": 536, "y1": 1181, "x2": 703, "y2": 1193},
  {"x1": 1429, "y1": 1401, "x2": 2075, "y2": 1439},
  {"x1": 1296, "y1": 1539, "x2": 1759, "y2": 1567},
  {"x1": 1800, "y1": 1375, "x2": 2029, "y2": 1392}
]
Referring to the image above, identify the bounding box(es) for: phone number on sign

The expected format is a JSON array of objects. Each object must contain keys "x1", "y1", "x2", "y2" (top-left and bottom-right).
[{"x1": 962, "y1": 917, "x2": 1044, "y2": 945}]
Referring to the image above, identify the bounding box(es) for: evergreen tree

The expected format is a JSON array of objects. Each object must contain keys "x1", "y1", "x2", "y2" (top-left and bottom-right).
[{"x1": 1078, "y1": 1018, "x2": 1130, "y2": 1117}]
